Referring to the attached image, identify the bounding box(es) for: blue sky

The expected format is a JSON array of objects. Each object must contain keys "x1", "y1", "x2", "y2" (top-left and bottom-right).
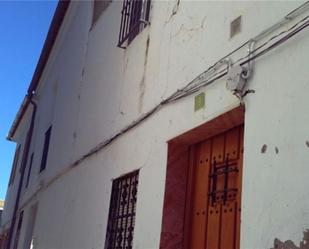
[{"x1": 0, "y1": 1, "x2": 57, "y2": 199}]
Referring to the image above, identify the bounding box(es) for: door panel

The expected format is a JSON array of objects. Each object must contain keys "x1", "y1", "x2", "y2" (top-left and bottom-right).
[
  {"x1": 190, "y1": 141, "x2": 211, "y2": 249},
  {"x1": 187, "y1": 125, "x2": 244, "y2": 249},
  {"x1": 220, "y1": 202, "x2": 237, "y2": 249},
  {"x1": 206, "y1": 204, "x2": 221, "y2": 249}
]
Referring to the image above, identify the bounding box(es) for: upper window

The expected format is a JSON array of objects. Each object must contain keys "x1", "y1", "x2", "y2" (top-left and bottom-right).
[
  {"x1": 104, "y1": 170, "x2": 139, "y2": 249},
  {"x1": 9, "y1": 144, "x2": 21, "y2": 186},
  {"x1": 118, "y1": 0, "x2": 151, "y2": 48},
  {"x1": 25, "y1": 153, "x2": 34, "y2": 188},
  {"x1": 92, "y1": 0, "x2": 112, "y2": 27},
  {"x1": 40, "y1": 126, "x2": 52, "y2": 172}
]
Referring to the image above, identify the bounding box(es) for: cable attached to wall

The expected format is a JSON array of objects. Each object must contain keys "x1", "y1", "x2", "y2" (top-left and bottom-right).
[
  {"x1": 16, "y1": 4, "x2": 309, "y2": 212},
  {"x1": 71, "y1": 13, "x2": 309, "y2": 169}
]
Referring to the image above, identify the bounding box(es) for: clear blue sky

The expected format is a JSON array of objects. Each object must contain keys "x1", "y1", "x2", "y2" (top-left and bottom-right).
[{"x1": 0, "y1": 1, "x2": 58, "y2": 199}]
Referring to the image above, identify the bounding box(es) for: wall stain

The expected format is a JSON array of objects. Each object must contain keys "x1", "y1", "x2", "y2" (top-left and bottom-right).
[
  {"x1": 172, "y1": 24, "x2": 201, "y2": 39},
  {"x1": 275, "y1": 146, "x2": 279, "y2": 154},
  {"x1": 53, "y1": 80, "x2": 59, "y2": 96},
  {"x1": 165, "y1": 0, "x2": 180, "y2": 24},
  {"x1": 201, "y1": 16, "x2": 207, "y2": 29},
  {"x1": 306, "y1": 141, "x2": 309, "y2": 148},
  {"x1": 172, "y1": 0, "x2": 180, "y2": 17},
  {"x1": 138, "y1": 35, "x2": 150, "y2": 113},
  {"x1": 270, "y1": 229, "x2": 309, "y2": 249},
  {"x1": 261, "y1": 144, "x2": 267, "y2": 153}
]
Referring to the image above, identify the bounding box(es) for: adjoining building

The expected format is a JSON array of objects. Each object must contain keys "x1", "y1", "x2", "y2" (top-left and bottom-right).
[
  {"x1": 0, "y1": 200, "x2": 4, "y2": 227},
  {"x1": 0, "y1": 200, "x2": 5, "y2": 249},
  {"x1": 1, "y1": 1, "x2": 309, "y2": 249}
]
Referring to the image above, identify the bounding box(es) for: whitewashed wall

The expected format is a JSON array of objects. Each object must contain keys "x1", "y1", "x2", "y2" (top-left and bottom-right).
[
  {"x1": 1, "y1": 107, "x2": 32, "y2": 230},
  {"x1": 2, "y1": 1, "x2": 309, "y2": 249}
]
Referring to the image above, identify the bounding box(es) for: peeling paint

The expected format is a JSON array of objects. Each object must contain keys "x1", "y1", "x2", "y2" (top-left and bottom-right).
[
  {"x1": 138, "y1": 35, "x2": 150, "y2": 113},
  {"x1": 275, "y1": 146, "x2": 279, "y2": 154},
  {"x1": 261, "y1": 144, "x2": 267, "y2": 153},
  {"x1": 165, "y1": 0, "x2": 180, "y2": 24},
  {"x1": 271, "y1": 230, "x2": 309, "y2": 249},
  {"x1": 138, "y1": 75, "x2": 146, "y2": 113},
  {"x1": 172, "y1": 0, "x2": 180, "y2": 17},
  {"x1": 201, "y1": 16, "x2": 207, "y2": 29},
  {"x1": 172, "y1": 24, "x2": 201, "y2": 39}
]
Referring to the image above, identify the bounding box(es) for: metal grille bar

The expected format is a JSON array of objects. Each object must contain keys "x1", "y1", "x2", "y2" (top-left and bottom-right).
[
  {"x1": 105, "y1": 170, "x2": 139, "y2": 249},
  {"x1": 208, "y1": 158, "x2": 239, "y2": 205},
  {"x1": 118, "y1": 0, "x2": 151, "y2": 48}
]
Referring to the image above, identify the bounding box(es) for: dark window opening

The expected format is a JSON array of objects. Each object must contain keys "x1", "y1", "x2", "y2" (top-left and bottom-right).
[
  {"x1": 104, "y1": 170, "x2": 139, "y2": 249},
  {"x1": 25, "y1": 153, "x2": 34, "y2": 188},
  {"x1": 12, "y1": 211, "x2": 23, "y2": 249},
  {"x1": 118, "y1": 0, "x2": 151, "y2": 48},
  {"x1": 9, "y1": 144, "x2": 21, "y2": 186},
  {"x1": 92, "y1": 0, "x2": 112, "y2": 27},
  {"x1": 40, "y1": 126, "x2": 52, "y2": 172}
]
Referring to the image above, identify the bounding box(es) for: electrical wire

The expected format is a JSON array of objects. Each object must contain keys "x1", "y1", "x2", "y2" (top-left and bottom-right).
[
  {"x1": 286, "y1": 1, "x2": 309, "y2": 17},
  {"x1": 69, "y1": 14, "x2": 309, "y2": 171},
  {"x1": 10, "y1": 7, "x2": 309, "y2": 217},
  {"x1": 5, "y1": 0, "x2": 309, "y2": 231},
  {"x1": 170, "y1": 11, "x2": 309, "y2": 98},
  {"x1": 233, "y1": 14, "x2": 309, "y2": 66},
  {"x1": 168, "y1": 14, "x2": 309, "y2": 103}
]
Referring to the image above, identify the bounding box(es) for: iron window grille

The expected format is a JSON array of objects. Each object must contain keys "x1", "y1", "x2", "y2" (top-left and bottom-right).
[
  {"x1": 118, "y1": 0, "x2": 151, "y2": 48},
  {"x1": 104, "y1": 170, "x2": 139, "y2": 249}
]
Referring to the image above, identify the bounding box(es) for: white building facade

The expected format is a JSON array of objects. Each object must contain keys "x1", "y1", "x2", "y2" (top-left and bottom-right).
[{"x1": 1, "y1": 1, "x2": 309, "y2": 249}]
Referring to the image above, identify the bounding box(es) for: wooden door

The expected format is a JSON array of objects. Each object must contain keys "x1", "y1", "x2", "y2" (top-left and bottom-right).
[{"x1": 185, "y1": 125, "x2": 244, "y2": 249}]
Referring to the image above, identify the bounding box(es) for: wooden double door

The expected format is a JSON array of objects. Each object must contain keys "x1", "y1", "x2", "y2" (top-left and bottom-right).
[{"x1": 185, "y1": 125, "x2": 244, "y2": 249}]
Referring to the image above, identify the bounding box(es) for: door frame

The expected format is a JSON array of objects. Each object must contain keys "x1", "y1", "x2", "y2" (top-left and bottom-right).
[{"x1": 159, "y1": 106, "x2": 245, "y2": 249}]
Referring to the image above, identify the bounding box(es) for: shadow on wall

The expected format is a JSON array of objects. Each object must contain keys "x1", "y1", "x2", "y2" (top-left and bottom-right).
[{"x1": 271, "y1": 230, "x2": 309, "y2": 249}]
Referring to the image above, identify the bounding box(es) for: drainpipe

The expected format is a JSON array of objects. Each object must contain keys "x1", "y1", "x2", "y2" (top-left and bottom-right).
[{"x1": 6, "y1": 96, "x2": 37, "y2": 249}]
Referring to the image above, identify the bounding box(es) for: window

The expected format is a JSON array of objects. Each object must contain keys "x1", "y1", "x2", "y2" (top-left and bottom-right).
[
  {"x1": 92, "y1": 0, "x2": 112, "y2": 27},
  {"x1": 118, "y1": 0, "x2": 151, "y2": 48},
  {"x1": 12, "y1": 211, "x2": 23, "y2": 249},
  {"x1": 9, "y1": 145, "x2": 21, "y2": 186},
  {"x1": 23, "y1": 204, "x2": 38, "y2": 249},
  {"x1": 25, "y1": 153, "x2": 34, "y2": 188},
  {"x1": 40, "y1": 126, "x2": 52, "y2": 172},
  {"x1": 104, "y1": 170, "x2": 139, "y2": 249}
]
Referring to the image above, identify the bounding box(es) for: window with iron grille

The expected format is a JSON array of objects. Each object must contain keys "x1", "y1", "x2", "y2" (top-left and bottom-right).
[
  {"x1": 118, "y1": 0, "x2": 151, "y2": 48},
  {"x1": 104, "y1": 170, "x2": 139, "y2": 249}
]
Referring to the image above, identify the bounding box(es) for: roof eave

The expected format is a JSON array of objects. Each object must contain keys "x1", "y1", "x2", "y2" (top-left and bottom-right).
[{"x1": 7, "y1": 0, "x2": 70, "y2": 141}]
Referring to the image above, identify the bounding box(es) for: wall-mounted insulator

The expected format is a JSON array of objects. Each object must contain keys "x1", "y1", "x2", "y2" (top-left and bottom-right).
[{"x1": 226, "y1": 65, "x2": 248, "y2": 94}]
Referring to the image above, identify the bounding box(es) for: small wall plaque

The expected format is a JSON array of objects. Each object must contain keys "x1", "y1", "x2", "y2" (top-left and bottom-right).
[{"x1": 194, "y1": 92, "x2": 205, "y2": 111}]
